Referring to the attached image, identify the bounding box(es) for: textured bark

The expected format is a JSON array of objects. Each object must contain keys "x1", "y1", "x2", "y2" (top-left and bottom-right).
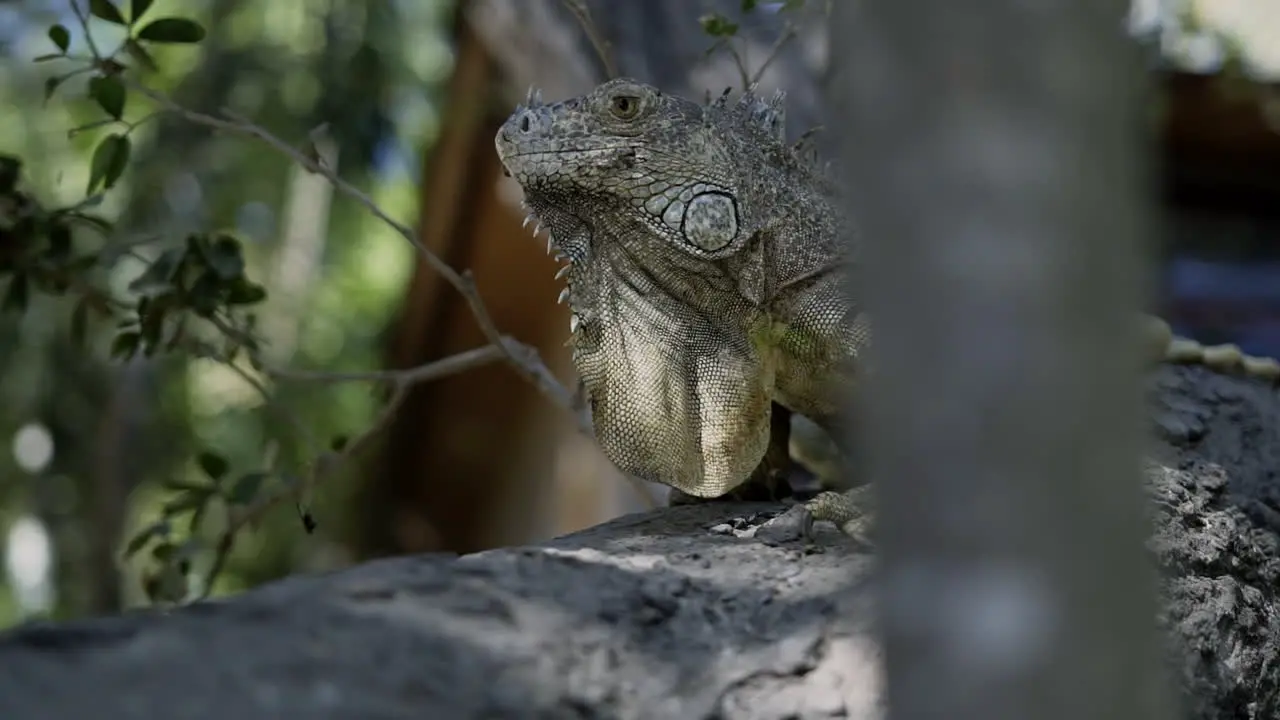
[{"x1": 0, "y1": 366, "x2": 1277, "y2": 719}]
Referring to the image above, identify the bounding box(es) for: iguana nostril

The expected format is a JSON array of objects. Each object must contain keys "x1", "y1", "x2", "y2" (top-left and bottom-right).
[{"x1": 520, "y1": 114, "x2": 532, "y2": 132}]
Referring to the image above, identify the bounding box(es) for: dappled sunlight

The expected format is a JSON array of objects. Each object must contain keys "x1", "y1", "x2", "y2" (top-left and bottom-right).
[{"x1": 3, "y1": 515, "x2": 54, "y2": 616}]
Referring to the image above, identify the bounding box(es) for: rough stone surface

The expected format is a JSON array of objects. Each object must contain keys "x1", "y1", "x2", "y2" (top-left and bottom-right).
[
  {"x1": 1148, "y1": 365, "x2": 1280, "y2": 719},
  {"x1": 0, "y1": 364, "x2": 1276, "y2": 719}
]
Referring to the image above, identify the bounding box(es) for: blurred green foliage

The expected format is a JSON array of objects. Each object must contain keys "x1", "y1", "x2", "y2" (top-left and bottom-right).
[{"x1": 0, "y1": 0, "x2": 456, "y2": 624}]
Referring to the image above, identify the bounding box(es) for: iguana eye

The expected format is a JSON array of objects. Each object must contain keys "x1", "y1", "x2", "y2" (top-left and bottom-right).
[{"x1": 609, "y1": 95, "x2": 641, "y2": 119}]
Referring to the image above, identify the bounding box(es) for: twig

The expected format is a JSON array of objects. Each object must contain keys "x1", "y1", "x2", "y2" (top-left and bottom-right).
[
  {"x1": 195, "y1": 343, "x2": 505, "y2": 598},
  {"x1": 117, "y1": 78, "x2": 584, "y2": 435},
  {"x1": 68, "y1": 0, "x2": 102, "y2": 61},
  {"x1": 750, "y1": 21, "x2": 797, "y2": 86},
  {"x1": 268, "y1": 344, "x2": 505, "y2": 386},
  {"x1": 560, "y1": 0, "x2": 618, "y2": 79},
  {"x1": 727, "y1": 41, "x2": 752, "y2": 90}
]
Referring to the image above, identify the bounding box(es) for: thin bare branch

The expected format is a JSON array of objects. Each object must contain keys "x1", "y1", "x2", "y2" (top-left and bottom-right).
[
  {"x1": 751, "y1": 22, "x2": 797, "y2": 86},
  {"x1": 118, "y1": 78, "x2": 582, "y2": 433},
  {"x1": 67, "y1": 0, "x2": 103, "y2": 61},
  {"x1": 560, "y1": 0, "x2": 618, "y2": 79},
  {"x1": 728, "y1": 42, "x2": 752, "y2": 92}
]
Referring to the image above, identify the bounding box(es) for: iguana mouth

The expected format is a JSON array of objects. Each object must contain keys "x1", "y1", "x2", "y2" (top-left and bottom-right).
[{"x1": 507, "y1": 145, "x2": 634, "y2": 160}]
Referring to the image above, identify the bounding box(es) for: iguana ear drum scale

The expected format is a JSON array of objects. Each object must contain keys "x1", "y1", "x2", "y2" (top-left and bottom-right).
[{"x1": 496, "y1": 79, "x2": 1280, "y2": 542}]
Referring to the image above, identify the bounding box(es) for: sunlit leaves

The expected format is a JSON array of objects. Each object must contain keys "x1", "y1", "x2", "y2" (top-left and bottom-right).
[
  {"x1": 87, "y1": 133, "x2": 130, "y2": 194},
  {"x1": 88, "y1": 74, "x2": 126, "y2": 119},
  {"x1": 136, "y1": 18, "x2": 206, "y2": 44},
  {"x1": 16, "y1": 7, "x2": 297, "y2": 608}
]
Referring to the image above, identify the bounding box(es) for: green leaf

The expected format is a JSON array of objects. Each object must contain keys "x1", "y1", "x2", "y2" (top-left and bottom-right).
[
  {"x1": 43, "y1": 75, "x2": 67, "y2": 104},
  {"x1": 329, "y1": 435, "x2": 349, "y2": 452},
  {"x1": 122, "y1": 519, "x2": 169, "y2": 558},
  {"x1": 699, "y1": 13, "x2": 739, "y2": 37},
  {"x1": 227, "y1": 472, "x2": 267, "y2": 505},
  {"x1": 188, "y1": 500, "x2": 207, "y2": 534},
  {"x1": 151, "y1": 541, "x2": 175, "y2": 561},
  {"x1": 123, "y1": 532, "x2": 152, "y2": 558},
  {"x1": 203, "y1": 233, "x2": 246, "y2": 280},
  {"x1": 162, "y1": 490, "x2": 207, "y2": 515},
  {"x1": 130, "y1": 0, "x2": 155, "y2": 24},
  {"x1": 138, "y1": 294, "x2": 167, "y2": 355},
  {"x1": 70, "y1": 297, "x2": 90, "y2": 346},
  {"x1": 87, "y1": 133, "x2": 131, "y2": 195},
  {"x1": 127, "y1": 247, "x2": 183, "y2": 295},
  {"x1": 162, "y1": 478, "x2": 212, "y2": 493},
  {"x1": 741, "y1": 0, "x2": 758, "y2": 11},
  {"x1": 46, "y1": 223, "x2": 73, "y2": 259},
  {"x1": 136, "y1": 17, "x2": 206, "y2": 44},
  {"x1": 110, "y1": 330, "x2": 140, "y2": 360},
  {"x1": 226, "y1": 277, "x2": 266, "y2": 305},
  {"x1": 61, "y1": 211, "x2": 113, "y2": 235},
  {"x1": 3, "y1": 274, "x2": 29, "y2": 313},
  {"x1": 197, "y1": 451, "x2": 229, "y2": 481},
  {"x1": 0, "y1": 155, "x2": 19, "y2": 193},
  {"x1": 48, "y1": 24, "x2": 70, "y2": 53},
  {"x1": 123, "y1": 38, "x2": 158, "y2": 73},
  {"x1": 88, "y1": 74, "x2": 126, "y2": 120},
  {"x1": 89, "y1": 0, "x2": 127, "y2": 25},
  {"x1": 188, "y1": 271, "x2": 221, "y2": 317}
]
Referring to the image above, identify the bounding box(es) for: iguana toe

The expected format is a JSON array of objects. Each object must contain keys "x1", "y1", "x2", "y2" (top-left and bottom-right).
[{"x1": 804, "y1": 486, "x2": 874, "y2": 546}]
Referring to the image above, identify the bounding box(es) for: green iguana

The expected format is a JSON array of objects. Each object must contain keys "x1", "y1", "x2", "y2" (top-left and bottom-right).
[{"x1": 494, "y1": 78, "x2": 1280, "y2": 539}]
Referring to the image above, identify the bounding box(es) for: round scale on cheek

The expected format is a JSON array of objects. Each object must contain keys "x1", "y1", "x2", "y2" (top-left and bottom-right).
[{"x1": 681, "y1": 192, "x2": 738, "y2": 252}]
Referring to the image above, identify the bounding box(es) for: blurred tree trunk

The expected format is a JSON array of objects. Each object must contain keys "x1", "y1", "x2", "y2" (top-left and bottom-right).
[{"x1": 829, "y1": 2, "x2": 1172, "y2": 719}]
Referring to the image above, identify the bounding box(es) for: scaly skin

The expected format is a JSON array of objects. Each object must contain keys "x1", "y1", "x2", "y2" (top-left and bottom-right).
[
  {"x1": 495, "y1": 78, "x2": 861, "y2": 503},
  {"x1": 495, "y1": 79, "x2": 1280, "y2": 539}
]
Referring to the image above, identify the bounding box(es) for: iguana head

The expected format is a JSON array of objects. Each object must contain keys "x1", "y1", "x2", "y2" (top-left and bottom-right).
[{"x1": 494, "y1": 78, "x2": 794, "y2": 266}]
